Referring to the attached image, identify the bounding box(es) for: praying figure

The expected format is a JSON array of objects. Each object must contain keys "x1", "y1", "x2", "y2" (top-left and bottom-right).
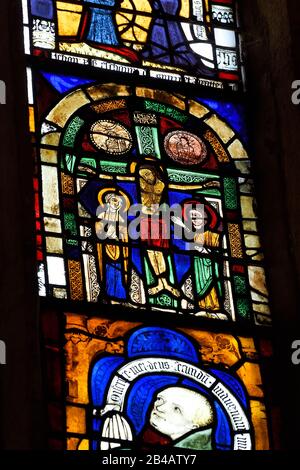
[
  {"x1": 98, "y1": 386, "x2": 214, "y2": 451},
  {"x1": 144, "y1": 386, "x2": 214, "y2": 450}
]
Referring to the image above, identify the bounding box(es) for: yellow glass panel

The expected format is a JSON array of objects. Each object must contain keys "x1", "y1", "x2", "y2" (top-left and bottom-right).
[
  {"x1": 181, "y1": 329, "x2": 242, "y2": 367},
  {"x1": 236, "y1": 362, "x2": 264, "y2": 398},
  {"x1": 46, "y1": 237, "x2": 63, "y2": 254},
  {"x1": 92, "y1": 99, "x2": 126, "y2": 114},
  {"x1": 52, "y1": 287, "x2": 67, "y2": 299},
  {"x1": 41, "y1": 133, "x2": 61, "y2": 147},
  {"x1": 136, "y1": 88, "x2": 185, "y2": 109},
  {"x1": 250, "y1": 401, "x2": 270, "y2": 450},
  {"x1": 67, "y1": 438, "x2": 81, "y2": 451},
  {"x1": 66, "y1": 406, "x2": 86, "y2": 434},
  {"x1": 243, "y1": 220, "x2": 258, "y2": 232},
  {"x1": 204, "y1": 130, "x2": 230, "y2": 162},
  {"x1": 244, "y1": 234, "x2": 261, "y2": 249},
  {"x1": 251, "y1": 291, "x2": 268, "y2": 303},
  {"x1": 228, "y1": 223, "x2": 243, "y2": 258},
  {"x1": 41, "y1": 165, "x2": 60, "y2": 215},
  {"x1": 86, "y1": 84, "x2": 130, "y2": 101},
  {"x1": 248, "y1": 266, "x2": 268, "y2": 296},
  {"x1": 189, "y1": 100, "x2": 209, "y2": 119},
  {"x1": 116, "y1": 13, "x2": 152, "y2": 46},
  {"x1": 40, "y1": 148, "x2": 58, "y2": 163},
  {"x1": 57, "y1": 2, "x2": 82, "y2": 13},
  {"x1": 59, "y1": 42, "x2": 130, "y2": 63},
  {"x1": 180, "y1": 0, "x2": 190, "y2": 18},
  {"x1": 57, "y1": 10, "x2": 82, "y2": 37},
  {"x1": 119, "y1": 0, "x2": 152, "y2": 14},
  {"x1": 68, "y1": 260, "x2": 84, "y2": 301},
  {"x1": 235, "y1": 160, "x2": 250, "y2": 174},
  {"x1": 78, "y1": 439, "x2": 89, "y2": 450},
  {"x1": 174, "y1": 92, "x2": 185, "y2": 99},
  {"x1": 78, "y1": 203, "x2": 91, "y2": 218},
  {"x1": 228, "y1": 138, "x2": 248, "y2": 159},
  {"x1": 47, "y1": 90, "x2": 90, "y2": 127},
  {"x1": 205, "y1": 115, "x2": 235, "y2": 143},
  {"x1": 142, "y1": 60, "x2": 183, "y2": 72},
  {"x1": 98, "y1": 174, "x2": 114, "y2": 180},
  {"x1": 65, "y1": 316, "x2": 131, "y2": 404},
  {"x1": 246, "y1": 250, "x2": 264, "y2": 261},
  {"x1": 53, "y1": 286, "x2": 68, "y2": 301},
  {"x1": 238, "y1": 336, "x2": 256, "y2": 357},
  {"x1": 253, "y1": 304, "x2": 271, "y2": 315},
  {"x1": 61, "y1": 173, "x2": 74, "y2": 195},
  {"x1": 241, "y1": 196, "x2": 257, "y2": 219},
  {"x1": 28, "y1": 106, "x2": 35, "y2": 132},
  {"x1": 44, "y1": 217, "x2": 62, "y2": 233}
]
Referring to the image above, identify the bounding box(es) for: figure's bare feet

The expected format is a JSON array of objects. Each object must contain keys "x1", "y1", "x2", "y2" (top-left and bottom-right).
[
  {"x1": 148, "y1": 278, "x2": 164, "y2": 295},
  {"x1": 167, "y1": 285, "x2": 181, "y2": 297},
  {"x1": 149, "y1": 278, "x2": 181, "y2": 297},
  {"x1": 162, "y1": 278, "x2": 180, "y2": 297}
]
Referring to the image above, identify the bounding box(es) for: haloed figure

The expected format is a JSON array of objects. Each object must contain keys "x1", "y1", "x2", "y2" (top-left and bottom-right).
[
  {"x1": 96, "y1": 190, "x2": 129, "y2": 300},
  {"x1": 183, "y1": 200, "x2": 223, "y2": 312},
  {"x1": 148, "y1": 386, "x2": 214, "y2": 450}
]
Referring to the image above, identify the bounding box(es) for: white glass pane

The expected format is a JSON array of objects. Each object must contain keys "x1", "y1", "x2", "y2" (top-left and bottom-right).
[
  {"x1": 212, "y1": 5, "x2": 234, "y2": 25},
  {"x1": 23, "y1": 26, "x2": 31, "y2": 54},
  {"x1": 32, "y1": 20, "x2": 55, "y2": 50},
  {"x1": 37, "y1": 263, "x2": 46, "y2": 297},
  {"x1": 47, "y1": 256, "x2": 66, "y2": 285},
  {"x1": 214, "y1": 28, "x2": 236, "y2": 48},
  {"x1": 41, "y1": 165, "x2": 60, "y2": 215},
  {"x1": 53, "y1": 288, "x2": 67, "y2": 299},
  {"x1": 26, "y1": 67, "x2": 34, "y2": 104},
  {"x1": 46, "y1": 237, "x2": 63, "y2": 254},
  {"x1": 192, "y1": 0, "x2": 204, "y2": 21},
  {"x1": 217, "y1": 49, "x2": 238, "y2": 71},
  {"x1": 22, "y1": 0, "x2": 29, "y2": 24},
  {"x1": 44, "y1": 217, "x2": 62, "y2": 233},
  {"x1": 190, "y1": 43, "x2": 214, "y2": 61},
  {"x1": 202, "y1": 59, "x2": 214, "y2": 69},
  {"x1": 181, "y1": 23, "x2": 193, "y2": 41},
  {"x1": 193, "y1": 24, "x2": 208, "y2": 41}
]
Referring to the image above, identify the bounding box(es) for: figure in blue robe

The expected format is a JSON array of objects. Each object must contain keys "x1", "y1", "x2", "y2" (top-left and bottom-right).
[
  {"x1": 83, "y1": 0, "x2": 119, "y2": 45},
  {"x1": 142, "y1": 0, "x2": 214, "y2": 76}
]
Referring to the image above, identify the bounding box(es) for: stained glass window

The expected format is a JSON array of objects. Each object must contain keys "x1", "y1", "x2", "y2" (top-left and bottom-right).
[
  {"x1": 42, "y1": 312, "x2": 271, "y2": 450},
  {"x1": 23, "y1": 0, "x2": 243, "y2": 91},
  {"x1": 28, "y1": 73, "x2": 269, "y2": 324},
  {"x1": 22, "y1": 0, "x2": 274, "y2": 452}
]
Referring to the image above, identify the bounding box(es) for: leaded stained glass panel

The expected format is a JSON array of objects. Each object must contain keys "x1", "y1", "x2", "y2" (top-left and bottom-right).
[
  {"x1": 41, "y1": 314, "x2": 270, "y2": 450},
  {"x1": 28, "y1": 72, "x2": 269, "y2": 324},
  {"x1": 22, "y1": 0, "x2": 243, "y2": 91},
  {"x1": 21, "y1": 0, "x2": 275, "y2": 452}
]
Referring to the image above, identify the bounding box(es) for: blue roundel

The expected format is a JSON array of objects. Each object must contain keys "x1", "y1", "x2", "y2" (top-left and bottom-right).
[{"x1": 127, "y1": 327, "x2": 199, "y2": 364}]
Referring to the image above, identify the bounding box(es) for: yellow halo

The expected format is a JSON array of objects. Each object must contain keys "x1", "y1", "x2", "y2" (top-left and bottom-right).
[{"x1": 97, "y1": 187, "x2": 131, "y2": 211}]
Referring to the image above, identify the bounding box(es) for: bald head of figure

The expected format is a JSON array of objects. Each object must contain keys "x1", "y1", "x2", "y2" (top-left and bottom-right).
[{"x1": 149, "y1": 386, "x2": 214, "y2": 441}]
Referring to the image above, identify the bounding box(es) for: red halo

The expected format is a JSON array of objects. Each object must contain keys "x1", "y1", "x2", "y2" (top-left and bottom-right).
[{"x1": 182, "y1": 199, "x2": 219, "y2": 231}]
